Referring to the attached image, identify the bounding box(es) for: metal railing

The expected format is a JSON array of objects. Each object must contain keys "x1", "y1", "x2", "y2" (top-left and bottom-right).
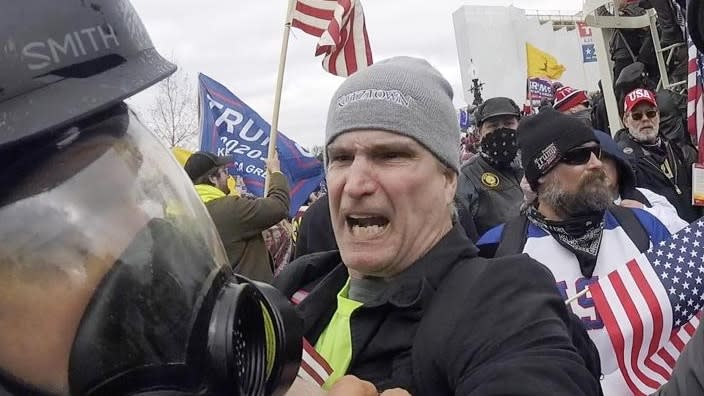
[{"x1": 524, "y1": 9, "x2": 584, "y2": 30}]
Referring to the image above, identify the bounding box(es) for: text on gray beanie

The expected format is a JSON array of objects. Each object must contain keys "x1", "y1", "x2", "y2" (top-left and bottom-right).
[{"x1": 325, "y1": 56, "x2": 460, "y2": 172}]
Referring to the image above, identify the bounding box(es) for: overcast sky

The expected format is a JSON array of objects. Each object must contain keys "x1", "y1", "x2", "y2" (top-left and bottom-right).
[{"x1": 129, "y1": 0, "x2": 583, "y2": 148}]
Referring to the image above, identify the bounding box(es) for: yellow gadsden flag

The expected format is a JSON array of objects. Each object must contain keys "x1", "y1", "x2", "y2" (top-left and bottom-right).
[
  {"x1": 172, "y1": 146, "x2": 193, "y2": 166},
  {"x1": 526, "y1": 43, "x2": 566, "y2": 80}
]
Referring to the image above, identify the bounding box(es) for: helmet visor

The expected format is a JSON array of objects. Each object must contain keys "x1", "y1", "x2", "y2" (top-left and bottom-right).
[{"x1": 0, "y1": 105, "x2": 229, "y2": 394}]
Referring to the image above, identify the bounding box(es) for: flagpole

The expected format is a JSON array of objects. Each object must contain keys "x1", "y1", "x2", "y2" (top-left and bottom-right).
[
  {"x1": 265, "y1": 0, "x2": 297, "y2": 194},
  {"x1": 565, "y1": 287, "x2": 590, "y2": 306},
  {"x1": 524, "y1": 44, "x2": 532, "y2": 115}
]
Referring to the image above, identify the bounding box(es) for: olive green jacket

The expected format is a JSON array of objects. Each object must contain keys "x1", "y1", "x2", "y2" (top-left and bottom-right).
[{"x1": 195, "y1": 172, "x2": 290, "y2": 282}]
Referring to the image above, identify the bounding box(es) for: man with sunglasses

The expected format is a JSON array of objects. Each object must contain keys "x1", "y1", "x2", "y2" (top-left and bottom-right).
[
  {"x1": 478, "y1": 109, "x2": 672, "y2": 395},
  {"x1": 185, "y1": 151, "x2": 290, "y2": 282},
  {"x1": 616, "y1": 88, "x2": 700, "y2": 222}
]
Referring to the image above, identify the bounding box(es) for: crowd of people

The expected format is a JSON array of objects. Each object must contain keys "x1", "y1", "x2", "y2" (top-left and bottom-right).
[{"x1": 4, "y1": 0, "x2": 704, "y2": 395}]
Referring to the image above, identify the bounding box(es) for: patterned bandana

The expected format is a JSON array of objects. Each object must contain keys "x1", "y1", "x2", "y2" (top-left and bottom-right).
[
  {"x1": 526, "y1": 206, "x2": 606, "y2": 278},
  {"x1": 480, "y1": 127, "x2": 519, "y2": 169}
]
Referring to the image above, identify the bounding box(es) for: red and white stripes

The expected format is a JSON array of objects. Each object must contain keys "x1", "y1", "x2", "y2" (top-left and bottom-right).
[
  {"x1": 591, "y1": 255, "x2": 700, "y2": 395},
  {"x1": 297, "y1": 338, "x2": 334, "y2": 387},
  {"x1": 291, "y1": 0, "x2": 373, "y2": 77},
  {"x1": 687, "y1": 36, "x2": 704, "y2": 161}
]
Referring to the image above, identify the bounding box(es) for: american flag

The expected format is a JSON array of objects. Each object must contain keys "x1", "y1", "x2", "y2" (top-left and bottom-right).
[
  {"x1": 590, "y1": 218, "x2": 704, "y2": 395},
  {"x1": 687, "y1": 32, "x2": 704, "y2": 161},
  {"x1": 297, "y1": 337, "x2": 333, "y2": 387},
  {"x1": 289, "y1": 290, "x2": 332, "y2": 388},
  {"x1": 291, "y1": 0, "x2": 373, "y2": 77}
]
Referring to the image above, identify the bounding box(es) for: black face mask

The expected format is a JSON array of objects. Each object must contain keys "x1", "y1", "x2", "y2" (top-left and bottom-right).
[
  {"x1": 480, "y1": 127, "x2": 519, "y2": 168},
  {"x1": 571, "y1": 108, "x2": 593, "y2": 127}
]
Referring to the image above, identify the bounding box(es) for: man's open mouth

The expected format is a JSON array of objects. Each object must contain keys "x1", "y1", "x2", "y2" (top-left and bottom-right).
[{"x1": 346, "y1": 215, "x2": 390, "y2": 237}]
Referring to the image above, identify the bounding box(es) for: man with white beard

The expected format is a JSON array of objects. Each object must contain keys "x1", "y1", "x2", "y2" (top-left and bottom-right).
[{"x1": 616, "y1": 88, "x2": 700, "y2": 222}]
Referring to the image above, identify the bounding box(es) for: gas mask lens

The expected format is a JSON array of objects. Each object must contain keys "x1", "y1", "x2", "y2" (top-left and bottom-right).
[{"x1": 0, "y1": 104, "x2": 301, "y2": 395}]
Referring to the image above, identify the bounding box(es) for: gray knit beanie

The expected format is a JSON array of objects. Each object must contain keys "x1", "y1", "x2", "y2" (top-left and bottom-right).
[{"x1": 325, "y1": 56, "x2": 460, "y2": 172}]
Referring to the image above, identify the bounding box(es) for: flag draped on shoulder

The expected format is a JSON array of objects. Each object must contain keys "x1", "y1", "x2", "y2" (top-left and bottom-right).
[
  {"x1": 197, "y1": 73, "x2": 324, "y2": 217},
  {"x1": 590, "y1": 217, "x2": 704, "y2": 395},
  {"x1": 291, "y1": 0, "x2": 373, "y2": 77},
  {"x1": 525, "y1": 42, "x2": 566, "y2": 80}
]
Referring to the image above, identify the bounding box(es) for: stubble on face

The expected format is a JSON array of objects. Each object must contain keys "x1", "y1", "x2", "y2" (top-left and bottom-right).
[
  {"x1": 540, "y1": 169, "x2": 612, "y2": 218},
  {"x1": 626, "y1": 107, "x2": 660, "y2": 144},
  {"x1": 629, "y1": 124, "x2": 659, "y2": 143},
  {"x1": 326, "y1": 131, "x2": 456, "y2": 279}
]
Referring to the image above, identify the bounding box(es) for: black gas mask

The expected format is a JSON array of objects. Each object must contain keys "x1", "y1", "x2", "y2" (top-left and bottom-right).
[{"x1": 0, "y1": 105, "x2": 301, "y2": 396}]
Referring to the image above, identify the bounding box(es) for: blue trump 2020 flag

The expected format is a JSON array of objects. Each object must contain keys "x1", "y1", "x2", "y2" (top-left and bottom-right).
[{"x1": 198, "y1": 73, "x2": 324, "y2": 217}]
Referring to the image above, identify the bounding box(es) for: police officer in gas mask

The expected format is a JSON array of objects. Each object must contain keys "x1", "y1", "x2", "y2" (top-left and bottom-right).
[
  {"x1": 0, "y1": 1, "x2": 301, "y2": 395},
  {"x1": 456, "y1": 97, "x2": 524, "y2": 237}
]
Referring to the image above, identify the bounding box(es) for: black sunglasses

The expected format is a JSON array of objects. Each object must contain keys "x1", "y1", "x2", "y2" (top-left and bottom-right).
[
  {"x1": 630, "y1": 110, "x2": 658, "y2": 121},
  {"x1": 561, "y1": 146, "x2": 601, "y2": 165}
]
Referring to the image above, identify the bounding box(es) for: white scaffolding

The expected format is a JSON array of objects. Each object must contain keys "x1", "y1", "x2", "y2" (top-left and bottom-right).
[{"x1": 582, "y1": 0, "x2": 686, "y2": 134}]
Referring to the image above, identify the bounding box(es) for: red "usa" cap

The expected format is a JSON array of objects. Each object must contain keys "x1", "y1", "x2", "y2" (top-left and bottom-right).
[{"x1": 624, "y1": 88, "x2": 657, "y2": 112}]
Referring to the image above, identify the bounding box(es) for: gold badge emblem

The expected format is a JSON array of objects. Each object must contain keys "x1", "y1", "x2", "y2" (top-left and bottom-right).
[{"x1": 481, "y1": 172, "x2": 500, "y2": 188}]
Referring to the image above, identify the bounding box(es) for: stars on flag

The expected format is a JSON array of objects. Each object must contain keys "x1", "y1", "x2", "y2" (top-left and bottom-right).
[{"x1": 646, "y1": 218, "x2": 704, "y2": 332}]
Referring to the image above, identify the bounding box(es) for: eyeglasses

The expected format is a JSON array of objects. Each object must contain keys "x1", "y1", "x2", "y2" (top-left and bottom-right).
[
  {"x1": 630, "y1": 110, "x2": 658, "y2": 121},
  {"x1": 561, "y1": 146, "x2": 601, "y2": 165}
]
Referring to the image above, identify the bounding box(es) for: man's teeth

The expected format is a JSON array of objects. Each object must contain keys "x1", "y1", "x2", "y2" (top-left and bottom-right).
[
  {"x1": 347, "y1": 214, "x2": 388, "y2": 227},
  {"x1": 350, "y1": 223, "x2": 387, "y2": 237}
]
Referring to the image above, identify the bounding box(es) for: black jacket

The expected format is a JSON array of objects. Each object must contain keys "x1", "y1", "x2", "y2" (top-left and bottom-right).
[
  {"x1": 591, "y1": 92, "x2": 611, "y2": 133},
  {"x1": 653, "y1": 319, "x2": 704, "y2": 395},
  {"x1": 615, "y1": 133, "x2": 700, "y2": 222},
  {"x1": 198, "y1": 172, "x2": 290, "y2": 283},
  {"x1": 274, "y1": 225, "x2": 600, "y2": 395},
  {"x1": 609, "y1": 5, "x2": 650, "y2": 63},
  {"x1": 294, "y1": 194, "x2": 337, "y2": 259},
  {"x1": 595, "y1": 130, "x2": 651, "y2": 205},
  {"x1": 457, "y1": 155, "x2": 524, "y2": 236}
]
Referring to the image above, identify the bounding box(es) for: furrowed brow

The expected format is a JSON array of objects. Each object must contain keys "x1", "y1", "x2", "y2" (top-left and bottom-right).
[
  {"x1": 369, "y1": 142, "x2": 417, "y2": 155},
  {"x1": 327, "y1": 141, "x2": 418, "y2": 156},
  {"x1": 326, "y1": 145, "x2": 351, "y2": 158}
]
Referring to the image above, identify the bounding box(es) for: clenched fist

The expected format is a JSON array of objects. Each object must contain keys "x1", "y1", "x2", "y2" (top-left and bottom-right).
[{"x1": 326, "y1": 375, "x2": 411, "y2": 396}]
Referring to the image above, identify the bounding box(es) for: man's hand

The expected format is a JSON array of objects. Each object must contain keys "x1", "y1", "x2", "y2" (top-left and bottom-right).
[
  {"x1": 327, "y1": 376, "x2": 377, "y2": 395},
  {"x1": 620, "y1": 199, "x2": 645, "y2": 209},
  {"x1": 284, "y1": 377, "x2": 326, "y2": 396},
  {"x1": 265, "y1": 157, "x2": 281, "y2": 174},
  {"x1": 326, "y1": 375, "x2": 411, "y2": 395},
  {"x1": 380, "y1": 389, "x2": 412, "y2": 395}
]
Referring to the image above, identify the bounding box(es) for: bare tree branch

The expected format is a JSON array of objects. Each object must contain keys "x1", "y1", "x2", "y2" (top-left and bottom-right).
[
  {"x1": 146, "y1": 67, "x2": 199, "y2": 150},
  {"x1": 309, "y1": 145, "x2": 324, "y2": 161}
]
